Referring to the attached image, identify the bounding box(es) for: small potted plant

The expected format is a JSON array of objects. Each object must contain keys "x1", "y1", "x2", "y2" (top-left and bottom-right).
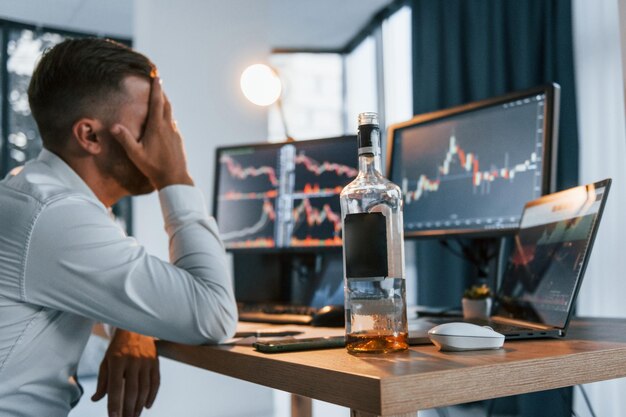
[{"x1": 462, "y1": 284, "x2": 492, "y2": 320}]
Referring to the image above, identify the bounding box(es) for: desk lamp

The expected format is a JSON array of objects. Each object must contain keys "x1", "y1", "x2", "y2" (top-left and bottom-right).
[{"x1": 240, "y1": 63, "x2": 294, "y2": 142}]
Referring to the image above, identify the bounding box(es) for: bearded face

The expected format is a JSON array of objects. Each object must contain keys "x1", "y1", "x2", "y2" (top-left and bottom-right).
[
  {"x1": 94, "y1": 75, "x2": 156, "y2": 197},
  {"x1": 96, "y1": 136, "x2": 155, "y2": 196}
]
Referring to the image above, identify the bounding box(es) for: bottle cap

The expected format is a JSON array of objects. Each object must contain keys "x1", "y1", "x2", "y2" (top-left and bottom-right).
[{"x1": 358, "y1": 112, "x2": 378, "y2": 127}]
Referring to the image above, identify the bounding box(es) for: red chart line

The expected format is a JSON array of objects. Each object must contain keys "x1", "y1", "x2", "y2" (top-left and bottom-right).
[
  {"x1": 293, "y1": 198, "x2": 342, "y2": 234},
  {"x1": 220, "y1": 154, "x2": 278, "y2": 186},
  {"x1": 295, "y1": 153, "x2": 358, "y2": 178},
  {"x1": 220, "y1": 198, "x2": 276, "y2": 241}
]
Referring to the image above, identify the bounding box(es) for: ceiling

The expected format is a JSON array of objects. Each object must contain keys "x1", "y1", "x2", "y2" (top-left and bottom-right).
[
  {"x1": 269, "y1": 0, "x2": 392, "y2": 50},
  {"x1": 0, "y1": 0, "x2": 133, "y2": 38},
  {"x1": 0, "y1": 0, "x2": 393, "y2": 49}
]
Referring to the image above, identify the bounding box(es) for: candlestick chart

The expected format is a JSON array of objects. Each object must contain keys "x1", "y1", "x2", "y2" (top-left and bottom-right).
[
  {"x1": 403, "y1": 133, "x2": 540, "y2": 204},
  {"x1": 390, "y1": 95, "x2": 547, "y2": 234}
]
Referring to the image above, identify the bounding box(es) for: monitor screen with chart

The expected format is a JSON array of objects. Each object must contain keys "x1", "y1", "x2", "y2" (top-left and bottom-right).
[
  {"x1": 387, "y1": 84, "x2": 560, "y2": 238},
  {"x1": 213, "y1": 136, "x2": 358, "y2": 250}
]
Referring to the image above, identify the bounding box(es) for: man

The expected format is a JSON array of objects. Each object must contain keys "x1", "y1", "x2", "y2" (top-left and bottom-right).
[{"x1": 0, "y1": 38, "x2": 237, "y2": 417}]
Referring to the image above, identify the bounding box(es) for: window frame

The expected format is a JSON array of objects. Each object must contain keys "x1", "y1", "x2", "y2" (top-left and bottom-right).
[
  {"x1": 269, "y1": 0, "x2": 411, "y2": 139},
  {"x1": 268, "y1": 51, "x2": 346, "y2": 142},
  {"x1": 0, "y1": 18, "x2": 130, "y2": 176},
  {"x1": 0, "y1": 18, "x2": 133, "y2": 233}
]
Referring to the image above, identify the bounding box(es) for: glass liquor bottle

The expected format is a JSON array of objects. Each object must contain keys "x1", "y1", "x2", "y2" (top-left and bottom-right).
[{"x1": 340, "y1": 112, "x2": 408, "y2": 353}]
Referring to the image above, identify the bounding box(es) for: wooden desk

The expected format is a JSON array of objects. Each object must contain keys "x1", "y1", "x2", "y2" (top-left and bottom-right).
[{"x1": 157, "y1": 318, "x2": 626, "y2": 417}]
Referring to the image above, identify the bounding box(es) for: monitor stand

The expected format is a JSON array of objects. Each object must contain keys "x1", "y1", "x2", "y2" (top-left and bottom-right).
[
  {"x1": 232, "y1": 251, "x2": 344, "y2": 308},
  {"x1": 415, "y1": 236, "x2": 507, "y2": 308}
]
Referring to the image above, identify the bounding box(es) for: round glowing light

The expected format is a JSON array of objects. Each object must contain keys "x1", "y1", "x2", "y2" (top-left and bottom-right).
[{"x1": 240, "y1": 64, "x2": 282, "y2": 106}]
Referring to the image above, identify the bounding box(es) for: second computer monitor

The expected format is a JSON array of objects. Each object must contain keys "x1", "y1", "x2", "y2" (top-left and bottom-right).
[
  {"x1": 387, "y1": 84, "x2": 560, "y2": 237},
  {"x1": 214, "y1": 136, "x2": 358, "y2": 250}
]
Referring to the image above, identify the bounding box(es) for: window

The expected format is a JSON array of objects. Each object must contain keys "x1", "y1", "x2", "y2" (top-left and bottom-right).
[
  {"x1": 268, "y1": 3, "x2": 412, "y2": 141},
  {"x1": 382, "y1": 6, "x2": 412, "y2": 126},
  {"x1": 344, "y1": 35, "x2": 379, "y2": 133},
  {"x1": 6, "y1": 29, "x2": 65, "y2": 171},
  {"x1": 268, "y1": 53, "x2": 344, "y2": 142},
  {"x1": 0, "y1": 29, "x2": 3, "y2": 166},
  {"x1": 0, "y1": 21, "x2": 133, "y2": 233}
]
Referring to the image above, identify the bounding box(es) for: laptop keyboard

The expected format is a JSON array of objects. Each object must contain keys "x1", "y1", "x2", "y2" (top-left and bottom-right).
[
  {"x1": 481, "y1": 322, "x2": 536, "y2": 334},
  {"x1": 425, "y1": 317, "x2": 537, "y2": 334}
]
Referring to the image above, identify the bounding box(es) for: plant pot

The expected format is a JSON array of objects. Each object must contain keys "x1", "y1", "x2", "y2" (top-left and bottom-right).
[{"x1": 462, "y1": 297, "x2": 492, "y2": 320}]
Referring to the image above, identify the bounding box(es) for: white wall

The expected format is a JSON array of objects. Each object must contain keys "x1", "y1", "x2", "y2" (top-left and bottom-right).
[
  {"x1": 574, "y1": 0, "x2": 626, "y2": 318},
  {"x1": 133, "y1": 0, "x2": 272, "y2": 258},
  {"x1": 132, "y1": 1, "x2": 275, "y2": 416},
  {"x1": 132, "y1": 2, "x2": 351, "y2": 416},
  {"x1": 572, "y1": 0, "x2": 626, "y2": 415}
]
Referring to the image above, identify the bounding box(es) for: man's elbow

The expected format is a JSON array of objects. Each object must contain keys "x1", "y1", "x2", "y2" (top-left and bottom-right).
[
  {"x1": 210, "y1": 305, "x2": 238, "y2": 343},
  {"x1": 195, "y1": 299, "x2": 238, "y2": 344}
]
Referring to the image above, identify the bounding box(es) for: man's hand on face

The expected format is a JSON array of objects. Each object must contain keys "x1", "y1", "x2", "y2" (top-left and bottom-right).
[
  {"x1": 110, "y1": 76, "x2": 194, "y2": 190},
  {"x1": 92, "y1": 330, "x2": 160, "y2": 417}
]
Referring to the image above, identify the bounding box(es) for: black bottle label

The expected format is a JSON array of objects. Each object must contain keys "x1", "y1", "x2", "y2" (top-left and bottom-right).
[{"x1": 344, "y1": 213, "x2": 388, "y2": 279}]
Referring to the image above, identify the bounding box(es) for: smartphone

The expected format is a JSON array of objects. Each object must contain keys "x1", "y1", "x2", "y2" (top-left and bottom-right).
[{"x1": 253, "y1": 336, "x2": 345, "y2": 353}]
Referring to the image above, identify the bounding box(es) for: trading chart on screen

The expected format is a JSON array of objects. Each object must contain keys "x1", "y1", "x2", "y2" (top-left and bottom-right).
[
  {"x1": 215, "y1": 137, "x2": 357, "y2": 249},
  {"x1": 391, "y1": 94, "x2": 547, "y2": 235},
  {"x1": 216, "y1": 147, "x2": 279, "y2": 248}
]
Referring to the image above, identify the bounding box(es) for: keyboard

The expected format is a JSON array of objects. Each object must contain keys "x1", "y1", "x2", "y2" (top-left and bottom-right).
[
  {"x1": 425, "y1": 317, "x2": 538, "y2": 334},
  {"x1": 237, "y1": 303, "x2": 319, "y2": 325}
]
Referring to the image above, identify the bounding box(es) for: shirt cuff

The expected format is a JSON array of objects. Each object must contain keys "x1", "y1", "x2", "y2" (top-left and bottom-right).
[
  {"x1": 103, "y1": 324, "x2": 116, "y2": 339},
  {"x1": 158, "y1": 184, "x2": 207, "y2": 219}
]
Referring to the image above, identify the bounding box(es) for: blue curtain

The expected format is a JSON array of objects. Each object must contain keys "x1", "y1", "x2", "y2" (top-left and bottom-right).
[
  {"x1": 411, "y1": 0, "x2": 578, "y2": 190},
  {"x1": 409, "y1": 1, "x2": 577, "y2": 415},
  {"x1": 410, "y1": 0, "x2": 580, "y2": 305}
]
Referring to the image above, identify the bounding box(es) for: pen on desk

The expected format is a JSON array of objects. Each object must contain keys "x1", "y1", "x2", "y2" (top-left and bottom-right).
[{"x1": 234, "y1": 330, "x2": 304, "y2": 338}]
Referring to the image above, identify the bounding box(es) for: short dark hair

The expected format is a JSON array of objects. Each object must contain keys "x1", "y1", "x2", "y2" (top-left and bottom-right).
[{"x1": 28, "y1": 38, "x2": 156, "y2": 151}]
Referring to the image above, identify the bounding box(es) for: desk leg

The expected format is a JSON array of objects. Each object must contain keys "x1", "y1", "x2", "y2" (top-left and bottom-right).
[
  {"x1": 350, "y1": 411, "x2": 416, "y2": 417},
  {"x1": 291, "y1": 394, "x2": 312, "y2": 417}
]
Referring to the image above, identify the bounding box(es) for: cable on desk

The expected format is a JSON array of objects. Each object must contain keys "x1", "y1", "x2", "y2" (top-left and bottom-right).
[
  {"x1": 439, "y1": 238, "x2": 498, "y2": 279},
  {"x1": 576, "y1": 385, "x2": 597, "y2": 417},
  {"x1": 435, "y1": 407, "x2": 450, "y2": 417}
]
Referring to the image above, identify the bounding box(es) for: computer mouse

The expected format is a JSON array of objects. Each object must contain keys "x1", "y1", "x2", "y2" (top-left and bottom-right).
[
  {"x1": 311, "y1": 305, "x2": 345, "y2": 327},
  {"x1": 427, "y1": 322, "x2": 505, "y2": 351}
]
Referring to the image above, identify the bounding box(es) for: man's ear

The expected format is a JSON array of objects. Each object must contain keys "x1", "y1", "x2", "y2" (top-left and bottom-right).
[{"x1": 72, "y1": 118, "x2": 104, "y2": 155}]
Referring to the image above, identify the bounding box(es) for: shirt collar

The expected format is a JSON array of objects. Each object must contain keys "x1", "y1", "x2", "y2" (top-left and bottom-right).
[{"x1": 37, "y1": 148, "x2": 101, "y2": 203}]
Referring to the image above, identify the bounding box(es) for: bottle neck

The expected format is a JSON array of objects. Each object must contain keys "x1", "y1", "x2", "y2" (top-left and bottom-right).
[{"x1": 358, "y1": 149, "x2": 382, "y2": 174}]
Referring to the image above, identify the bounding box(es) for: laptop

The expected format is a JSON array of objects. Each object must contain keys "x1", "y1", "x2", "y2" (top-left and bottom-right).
[{"x1": 410, "y1": 178, "x2": 611, "y2": 342}]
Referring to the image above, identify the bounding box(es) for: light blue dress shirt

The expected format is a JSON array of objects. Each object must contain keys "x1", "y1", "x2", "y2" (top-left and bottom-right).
[{"x1": 0, "y1": 149, "x2": 237, "y2": 416}]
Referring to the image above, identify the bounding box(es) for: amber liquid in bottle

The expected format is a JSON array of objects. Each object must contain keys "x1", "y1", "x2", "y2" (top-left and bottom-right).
[{"x1": 346, "y1": 332, "x2": 408, "y2": 353}]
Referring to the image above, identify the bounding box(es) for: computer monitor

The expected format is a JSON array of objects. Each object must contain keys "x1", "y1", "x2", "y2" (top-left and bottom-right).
[
  {"x1": 213, "y1": 136, "x2": 358, "y2": 251},
  {"x1": 387, "y1": 84, "x2": 560, "y2": 238}
]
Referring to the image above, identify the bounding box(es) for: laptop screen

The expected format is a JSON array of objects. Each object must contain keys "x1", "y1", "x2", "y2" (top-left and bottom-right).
[{"x1": 493, "y1": 179, "x2": 611, "y2": 329}]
